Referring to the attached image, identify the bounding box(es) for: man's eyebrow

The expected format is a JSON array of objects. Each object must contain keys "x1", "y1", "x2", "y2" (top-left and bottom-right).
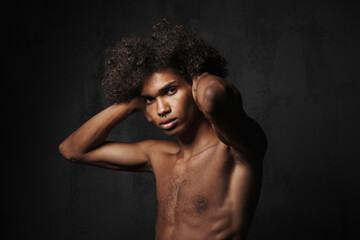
[
  {"x1": 140, "y1": 81, "x2": 178, "y2": 99},
  {"x1": 140, "y1": 94, "x2": 153, "y2": 99},
  {"x1": 158, "y1": 81, "x2": 177, "y2": 94}
]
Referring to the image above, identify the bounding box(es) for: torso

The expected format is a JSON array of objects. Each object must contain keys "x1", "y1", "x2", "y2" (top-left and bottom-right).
[{"x1": 150, "y1": 141, "x2": 263, "y2": 240}]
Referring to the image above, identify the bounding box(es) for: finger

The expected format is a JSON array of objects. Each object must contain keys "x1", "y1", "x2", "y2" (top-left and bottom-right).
[
  {"x1": 192, "y1": 75, "x2": 198, "y2": 86},
  {"x1": 192, "y1": 85, "x2": 197, "y2": 101}
]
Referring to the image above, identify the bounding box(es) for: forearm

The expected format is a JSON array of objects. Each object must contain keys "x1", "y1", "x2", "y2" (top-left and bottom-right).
[{"x1": 59, "y1": 102, "x2": 137, "y2": 160}]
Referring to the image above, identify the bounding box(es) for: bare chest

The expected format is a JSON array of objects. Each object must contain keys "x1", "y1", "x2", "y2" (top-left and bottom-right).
[{"x1": 153, "y1": 145, "x2": 237, "y2": 224}]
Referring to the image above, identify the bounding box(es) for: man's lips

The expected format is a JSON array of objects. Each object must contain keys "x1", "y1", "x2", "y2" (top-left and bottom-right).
[{"x1": 159, "y1": 118, "x2": 177, "y2": 130}]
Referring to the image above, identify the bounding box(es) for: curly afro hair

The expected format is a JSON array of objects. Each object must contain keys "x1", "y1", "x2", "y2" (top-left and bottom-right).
[{"x1": 102, "y1": 18, "x2": 227, "y2": 105}]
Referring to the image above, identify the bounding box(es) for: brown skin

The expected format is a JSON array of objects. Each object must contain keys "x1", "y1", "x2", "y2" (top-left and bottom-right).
[{"x1": 59, "y1": 69, "x2": 267, "y2": 240}]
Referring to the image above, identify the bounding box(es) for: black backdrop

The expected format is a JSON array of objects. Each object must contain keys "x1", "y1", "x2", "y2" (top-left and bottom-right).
[{"x1": 3, "y1": 0, "x2": 360, "y2": 239}]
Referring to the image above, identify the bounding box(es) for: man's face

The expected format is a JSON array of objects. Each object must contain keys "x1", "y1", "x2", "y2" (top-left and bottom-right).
[{"x1": 140, "y1": 69, "x2": 200, "y2": 137}]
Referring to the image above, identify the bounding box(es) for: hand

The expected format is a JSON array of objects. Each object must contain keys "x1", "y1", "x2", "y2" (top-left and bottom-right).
[
  {"x1": 127, "y1": 97, "x2": 145, "y2": 113},
  {"x1": 192, "y1": 72, "x2": 210, "y2": 110},
  {"x1": 128, "y1": 96, "x2": 155, "y2": 124}
]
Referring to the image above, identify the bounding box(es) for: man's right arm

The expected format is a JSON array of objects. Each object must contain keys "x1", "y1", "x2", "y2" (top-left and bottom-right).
[{"x1": 59, "y1": 98, "x2": 154, "y2": 172}]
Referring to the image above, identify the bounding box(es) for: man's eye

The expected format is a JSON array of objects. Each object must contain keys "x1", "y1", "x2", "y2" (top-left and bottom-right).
[
  {"x1": 167, "y1": 87, "x2": 177, "y2": 94},
  {"x1": 145, "y1": 97, "x2": 154, "y2": 104}
]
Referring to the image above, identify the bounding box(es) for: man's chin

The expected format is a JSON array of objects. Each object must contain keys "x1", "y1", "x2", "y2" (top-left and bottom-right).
[
  {"x1": 162, "y1": 125, "x2": 183, "y2": 137},
  {"x1": 163, "y1": 128, "x2": 178, "y2": 136}
]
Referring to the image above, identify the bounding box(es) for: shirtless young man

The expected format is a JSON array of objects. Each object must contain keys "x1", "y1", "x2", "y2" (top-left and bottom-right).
[{"x1": 59, "y1": 19, "x2": 267, "y2": 240}]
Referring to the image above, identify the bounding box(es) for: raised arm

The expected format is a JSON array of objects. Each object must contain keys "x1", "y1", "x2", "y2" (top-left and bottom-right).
[
  {"x1": 59, "y1": 98, "x2": 154, "y2": 172},
  {"x1": 192, "y1": 73, "x2": 267, "y2": 160}
]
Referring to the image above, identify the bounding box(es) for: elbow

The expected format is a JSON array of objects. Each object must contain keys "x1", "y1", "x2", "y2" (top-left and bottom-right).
[
  {"x1": 58, "y1": 141, "x2": 73, "y2": 161},
  {"x1": 58, "y1": 141, "x2": 82, "y2": 162}
]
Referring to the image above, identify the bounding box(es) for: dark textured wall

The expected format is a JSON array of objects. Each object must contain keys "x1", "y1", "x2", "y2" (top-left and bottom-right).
[{"x1": 4, "y1": 0, "x2": 360, "y2": 239}]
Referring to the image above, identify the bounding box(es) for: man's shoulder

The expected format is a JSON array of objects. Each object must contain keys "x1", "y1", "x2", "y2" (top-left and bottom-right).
[
  {"x1": 139, "y1": 139, "x2": 179, "y2": 155},
  {"x1": 139, "y1": 139, "x2": 179, "y2": 171}
]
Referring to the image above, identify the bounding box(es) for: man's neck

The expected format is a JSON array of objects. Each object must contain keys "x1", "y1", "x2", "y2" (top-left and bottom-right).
[{"x1": 176, "y1": 113, "x2": 219, "y2": 160}]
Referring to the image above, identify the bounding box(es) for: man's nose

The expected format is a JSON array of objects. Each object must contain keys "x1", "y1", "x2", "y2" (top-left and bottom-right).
[{"x1": 157, "y1": 98, "x2": 171, "y2": 117}]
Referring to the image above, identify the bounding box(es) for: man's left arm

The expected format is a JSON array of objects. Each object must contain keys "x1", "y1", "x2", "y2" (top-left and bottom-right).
[{"x1": 192, "y1": 73, "x2": 267, "y2": 160}]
